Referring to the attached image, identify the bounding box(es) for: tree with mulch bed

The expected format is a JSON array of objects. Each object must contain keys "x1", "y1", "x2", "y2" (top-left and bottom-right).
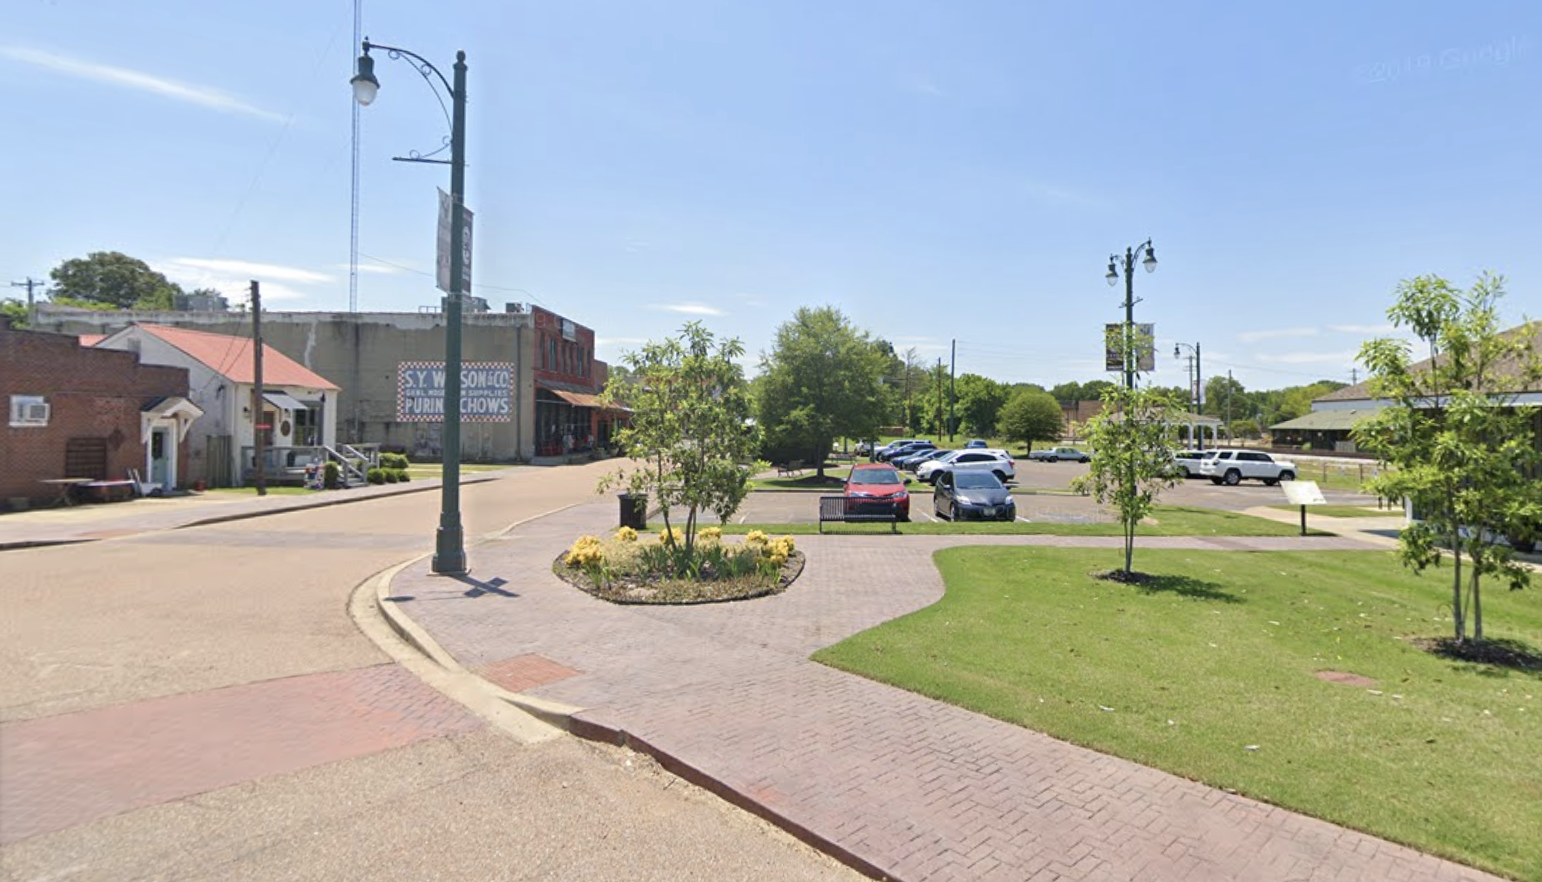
[
  {"x1": 1354, "y1": 272, "x2": 1542, "y2": 660},
  {"x1": 556, "y1": 527, "x2": 803, "y2": 604},
  {"x1": 1071, "y1": 383, "x2": 1184, "y2": 581}
]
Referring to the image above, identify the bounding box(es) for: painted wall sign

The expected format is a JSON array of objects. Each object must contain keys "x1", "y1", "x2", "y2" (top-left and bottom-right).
[{"x1": 397, "y1": 361, "x2": 513, "y2": 422}]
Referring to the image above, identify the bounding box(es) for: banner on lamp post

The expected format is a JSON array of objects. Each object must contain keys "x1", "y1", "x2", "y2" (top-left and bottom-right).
[
  {"x1": 1104, "y1": 323, "x2": 1156, "y2": 373},
  {"x1": 436, "y1": 188, "x2": 474, "y2": 295}
]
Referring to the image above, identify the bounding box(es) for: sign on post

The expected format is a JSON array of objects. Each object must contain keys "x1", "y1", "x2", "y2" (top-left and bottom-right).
[
  {"x1": 436, "y1": 188, "x2": 474, "y2": 295},
  {"x1": 1282, "y1": 479, "x2": 1326, "y2": 536},
  {"x1": 397, "y1": 361, "x2": 513, "y2": 422}
]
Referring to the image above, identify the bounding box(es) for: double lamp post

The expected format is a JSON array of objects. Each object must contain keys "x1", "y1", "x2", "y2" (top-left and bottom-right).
[
  {"x1": 352, "y1": 40, "x2": 470, "y2": 575},
  {"x1": 1104, "y1": 239, "x2": 1157, "y2": 390}
]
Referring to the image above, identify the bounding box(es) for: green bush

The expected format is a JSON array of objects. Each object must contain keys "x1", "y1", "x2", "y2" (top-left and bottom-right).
[
  {"x1": 380, "y1": 452, "x2": 411, "y2": 470},
  {"x1": 323, "y1": 461, "x2": 341, "y2": 489},
  {"x1": 367, "y1": 468, "x2": 386, "y2": 485},
  {"x1": 383, "y1": 470, "x2": 399, "y2": 483},
  {"x1": 395, "y1": 469, "x2": 411, "y2": 482}
]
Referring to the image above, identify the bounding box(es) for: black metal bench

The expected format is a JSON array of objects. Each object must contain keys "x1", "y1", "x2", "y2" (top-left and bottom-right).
[
  {"x1": 818, "y1": 495, "x2": 899, "y2": 533},
  {"x1": 776, "y1": 460, "x2": 807, "y2": 477}
]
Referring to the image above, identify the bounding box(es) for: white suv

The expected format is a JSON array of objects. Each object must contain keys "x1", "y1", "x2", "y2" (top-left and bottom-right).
[
  {"x1": 917, "y1": 450, "x2": 1016, "y2": 485},
  {"x1": 1199, "y1": 449, "x2": 1298, "y2": 486}
]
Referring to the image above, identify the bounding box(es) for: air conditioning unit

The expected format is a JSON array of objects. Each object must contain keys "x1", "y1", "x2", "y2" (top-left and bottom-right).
[{"x1": 19, "y1": 402, "x2": 50, "y2": 424}]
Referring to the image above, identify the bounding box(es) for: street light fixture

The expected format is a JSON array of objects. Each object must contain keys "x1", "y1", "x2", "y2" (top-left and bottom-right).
[
  {"x1": 353, "y1": 38, "x2": 470, "y2": 576},
  {"x1": 1174, "y1": 340, "x2": 1203, "y2": 449},
  {"x1": 1105, "y1": 239, "x2": 1157, "y2": 389}
]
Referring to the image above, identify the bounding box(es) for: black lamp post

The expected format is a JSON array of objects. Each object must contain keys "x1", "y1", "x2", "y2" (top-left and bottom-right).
[
  {"x1": 1174, "y1": 340, "x2": 1202, "y2": 449},
  {"x1": 1104, "y1": 239, "x2": 1158, "y2": 390},
  {"x1": 353, "y1": 39, "x2": 469, "y2": 575}
]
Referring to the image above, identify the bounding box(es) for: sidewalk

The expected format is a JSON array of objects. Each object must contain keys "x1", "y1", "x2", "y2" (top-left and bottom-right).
[
  {"x1": 387, "y1": 500, "x2": 1505, "y2": 882},
  {"x1": 0, "y1": 470, "x2": 519, "y2": 550}
]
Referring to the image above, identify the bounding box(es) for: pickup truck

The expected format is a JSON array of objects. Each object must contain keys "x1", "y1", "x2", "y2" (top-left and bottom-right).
[
  {"x1": 1027, "y1": 446, "x2": 1091, "y2": 463},
  {"x1": 1198, "y1": 449, "x2": 1298, "y2": 486}
]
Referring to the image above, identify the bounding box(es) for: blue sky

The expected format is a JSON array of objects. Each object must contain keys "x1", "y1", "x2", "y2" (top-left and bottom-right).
[{"x1": 3, "y1": 1, "x2": 1538, "y2": 393}]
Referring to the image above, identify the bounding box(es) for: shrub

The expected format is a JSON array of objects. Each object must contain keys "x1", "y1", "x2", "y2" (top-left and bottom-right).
[
  {"x1": 394, "y1": 469, "x2": 411, "y2": 482},
  {"x1": 367, "y1": 468, "x2": 386, "y2": 485},
  {"x1": 657, "y1": 526, "x2": 684, "y2": 546},
  {"x1": 380, "y1": 452, "x2": 411, "y2": 470},
  {"x1": 565, "y1": 535, "x2": 604, "y2": 569},
  {"x1": 323, "y1": 461, "x2": 341, "y2": 489},
  {"x1": 383, "y1": 470, "x2": 399, "y2": 483},
  {"x1": 699, "y1": 526, "x2": 723, "y2": 543}
]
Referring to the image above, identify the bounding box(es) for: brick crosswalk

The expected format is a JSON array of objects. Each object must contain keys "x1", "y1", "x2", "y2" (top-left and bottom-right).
[{"x1": 390, "y1": 501, "x2": 1506, "y2": 882}]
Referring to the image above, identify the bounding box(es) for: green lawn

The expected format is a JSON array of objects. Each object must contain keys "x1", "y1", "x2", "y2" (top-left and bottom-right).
[
  {"x1": 719, "y1": 506, "x2": 1330, "y2": 537},
  {"x1": 815, "y1": 547, "x2": 1542, "y2": 880}
]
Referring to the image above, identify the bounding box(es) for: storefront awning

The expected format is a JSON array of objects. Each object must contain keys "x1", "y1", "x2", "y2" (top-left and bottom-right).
[
  {"x1": 263, "y1": 391, "x2": 308, "y2": 412},
  {"x1": 538, "y1": 382, "x2": 631, "y2": 413}
]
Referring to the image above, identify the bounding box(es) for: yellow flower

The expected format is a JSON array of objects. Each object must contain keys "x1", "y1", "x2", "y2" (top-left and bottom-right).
[
  {"x1": 771, "y1": 535, "x2": 796, "y2": 555},
  {"x1": 566, "y1": 535, "x2": 605, "y2": 568},
  {"x1": 615, "y1": 526, "x2": 638, "y2": 542},
  {"x1": 745, "y1": 530, "x2": 769, "y2": 546},
  {"x1": 700, "y1": 526, "x2": 723, "y2": 543},
  {"x1": 657, "y1": 526, "x2": 684, "y2": 545}
]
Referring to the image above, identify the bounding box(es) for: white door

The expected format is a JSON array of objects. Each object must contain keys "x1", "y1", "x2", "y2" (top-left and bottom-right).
[{"x1": 149, "y1": 425, "x2": 175, "y2": 491}]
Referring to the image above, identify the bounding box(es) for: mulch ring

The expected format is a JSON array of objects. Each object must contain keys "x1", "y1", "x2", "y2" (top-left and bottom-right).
[
  {"x1": 1314, "y1": 670, "x2": 1377, "y2": 687},
  {"x1": 552, "y1": 551, "x2": 805, "y2": 605}
]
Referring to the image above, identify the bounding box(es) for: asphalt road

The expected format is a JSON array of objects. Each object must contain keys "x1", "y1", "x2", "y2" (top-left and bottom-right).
[{"x1": 0, "y1": 462, "x2": 861, "y2": 881}]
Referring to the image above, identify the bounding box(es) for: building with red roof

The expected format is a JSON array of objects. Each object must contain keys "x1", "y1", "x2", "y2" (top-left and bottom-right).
[{"x1": 94, "y1": 324, "x2": 339, "y2": 487}]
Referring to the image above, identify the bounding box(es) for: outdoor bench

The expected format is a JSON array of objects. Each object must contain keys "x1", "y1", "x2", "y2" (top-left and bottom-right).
[
  {"x1": 777, "y1": 460, "x2": 807, "y2": 477},
  {"x1": 818, "y1": 495, "x2": 898, "y2": 533}
]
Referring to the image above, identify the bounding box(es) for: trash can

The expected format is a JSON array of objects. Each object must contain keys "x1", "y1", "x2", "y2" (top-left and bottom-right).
[{"x1": 618, "y1": 493, "x2": 648, "y2": 530}]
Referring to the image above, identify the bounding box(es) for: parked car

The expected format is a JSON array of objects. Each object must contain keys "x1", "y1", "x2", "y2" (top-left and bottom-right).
[
  {"x1": 843, "y1": 463, "x2": 911, "y2": 520},
  {"x1": 1199, "y1": 449, "x2": 1298, "y2": 486},
  {"x1": 854, "y1": 441, "x2": 873, "y2": 456},
  {"x1": 896, "y1": 447, "x2": 952, "y2": 471},
  {"x1": 879, "y1": 440, "x2": 935, "y2": 463},
  {"x1": 934, "y1": 470, "x2": 1016, "y2": 521},
  {"x1": 875, "y1": 439, "x2": 930, "y2": 462},
  {"x1": 1172, "y1": 449, "x2": 1215, "y2": 478},
  {"x1": 917, "y1": 449, "x2": 1016, "y2": 484},
  {"x1": 964, "y1": 438, "x2": 988, "y2": 449},
  {"x1": 1027, "y1": 446, "x2": 1091, "y2": 463}
]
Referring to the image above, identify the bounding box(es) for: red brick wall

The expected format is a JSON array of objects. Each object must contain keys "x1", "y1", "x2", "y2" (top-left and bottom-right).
[{"x1": 0, "y1": 321, "x2": 191, "y2": 505}]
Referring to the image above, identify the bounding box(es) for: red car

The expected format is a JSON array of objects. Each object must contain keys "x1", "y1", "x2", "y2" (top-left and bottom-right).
[{"x1": 844, "y1": 463, "x2": 911, "y2": 521}]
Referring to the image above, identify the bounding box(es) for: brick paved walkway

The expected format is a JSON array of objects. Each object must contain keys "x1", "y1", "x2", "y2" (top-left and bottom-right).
[
  {"x1": 391, "y1": 501, "x2": 1505, "y2": 882},
  {"x1": 0, "y1": 664, "x2": 482, "y2": 844}
]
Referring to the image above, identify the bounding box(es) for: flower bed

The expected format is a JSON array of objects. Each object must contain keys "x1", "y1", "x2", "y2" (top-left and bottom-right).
[{"x1": 554, "y1": 527, "x2": 804, "y2": 605}]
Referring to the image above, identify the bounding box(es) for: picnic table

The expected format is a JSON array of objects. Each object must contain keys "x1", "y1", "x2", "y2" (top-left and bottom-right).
[{"x1": 38, "y1": 478, "x2": 93, "y2": 508}]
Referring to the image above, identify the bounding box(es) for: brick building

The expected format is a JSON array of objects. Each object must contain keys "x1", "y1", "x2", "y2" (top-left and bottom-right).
[{"x1": 1, "y1": 318, "x2": 196, "y2": 509}]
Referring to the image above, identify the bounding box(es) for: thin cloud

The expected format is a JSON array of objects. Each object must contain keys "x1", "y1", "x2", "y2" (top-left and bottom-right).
[
  {"x1": 168, "y1": 258, "x2": 332, "y2": 285},
  {"x1": 650, "y1": 302, "x2": 727, "y2": 317},
  {"x1": 1237, "y1": 327, "x2": 1320, "y2": 343},
  {"x1": 1256, "y1": 350, "x2": 1360, "y2": 365},
  {"x1": 336, "y1": 262, "x2": 406, "y2": 276},
  {"x1": 1328, "y1": 323, "x2": 1396, "y2": 335},
  {"x1": 910, "y1": 75, "x2": 946, "y2": 98},
  {"x1": 1, "y1": 46, "x2": 285, "y2": 123}
]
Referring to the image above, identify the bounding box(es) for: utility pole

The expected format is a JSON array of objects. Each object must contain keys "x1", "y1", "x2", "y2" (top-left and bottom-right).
[
  {"x1": 1350, "y1": 367, "x2": 1359, "y2": 385},
  {"x1": 1227, "y1": 369, "x2": 1234, "y2": 444},
  {"x1": 251, "y1": 280, "x2": 267, "y2": 497},
  {"x1": 948, "y1": 339, "x2": 956, "y2": 441},
  {"x1": 9, "y1": 277, "x2": 44, "y2": 326},
  {"x1": 935, "y1": 358, "x2": 944, "y2": 437}
]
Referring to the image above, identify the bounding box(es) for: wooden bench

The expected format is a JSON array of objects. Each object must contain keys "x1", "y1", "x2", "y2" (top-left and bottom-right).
[
  {"x1": 80, "y1": 479, "x2": 138, "y2": 503},
  {"x1": 776, "y1": 460, "x2": 807, "y2": 477},
  {"x1": 818, "y1": 495, "x2": 898, "y2": 533}
]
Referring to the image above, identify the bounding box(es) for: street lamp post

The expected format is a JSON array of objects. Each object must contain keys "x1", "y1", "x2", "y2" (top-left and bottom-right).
[
  {"x1": 1104, "y1": 240, "x2": 1157, "y2": 390},
  {"x1": 1174, "y1": 340, "x2": 1202, "y2": 448},
  {"x1": 352, "y1": 39, "x2": 469, "y2": 575}
]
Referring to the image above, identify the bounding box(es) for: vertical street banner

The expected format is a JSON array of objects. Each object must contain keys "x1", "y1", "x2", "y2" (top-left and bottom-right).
[
  {"x1": 436, "y1": 188, "x2": 474, "y2": 295},
  {"x1": 397, "y1": 361, "x2": 513, "y2": 422},
  {"x1": 1104, "y1": 323, "x2": 1156, "y2": 373}
]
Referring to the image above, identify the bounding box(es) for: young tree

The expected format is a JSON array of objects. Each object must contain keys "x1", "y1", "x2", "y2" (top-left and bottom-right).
[
  {"x1": 599, "y1": 322, "x2": 762, "y2": 557},
  {"x1": 996, "y1": 388, "x2": 1063, "y2": 451},
  {"x1": 1353, "y1": 273, "x2": 1541, "y2": 646},
  {"x1": 49, "y1": 251, "x2": 182, "y2": 310},
  {"x1": 757, "y1": 306, "x2": 889, "y2": 477},
  {"x1": 1071, "y1": 386, "x2": 1184, "y2": 578}
]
